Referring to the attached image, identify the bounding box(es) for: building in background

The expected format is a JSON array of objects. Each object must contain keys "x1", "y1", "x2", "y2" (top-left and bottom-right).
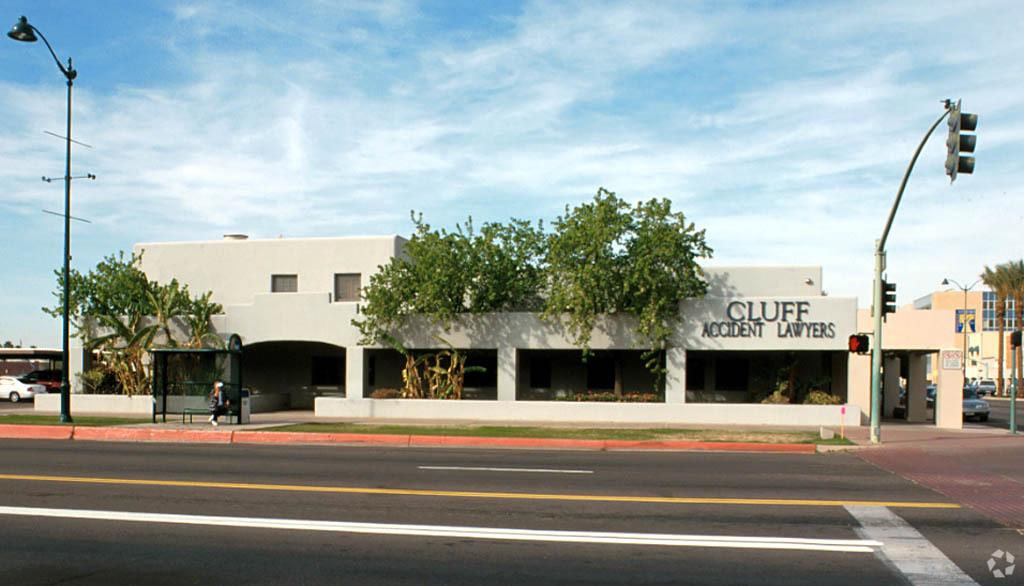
[{"x1": 915, "y1": 289, "x2": 1016, "y2": 389}]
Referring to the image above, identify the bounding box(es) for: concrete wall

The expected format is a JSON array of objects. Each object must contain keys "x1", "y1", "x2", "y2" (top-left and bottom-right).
[
  {"x1": 316, "y1": 396, "x2": 858, "y2": 427},
  {"x1": 35, "y1": 394, "x2": 153, "y2": 415},
  {"x1": 703, "y1": 266, "x2": 822, "y2": 297},
  {"x1": 135, "y1": 235, "x2": 405, "y2": 307}
]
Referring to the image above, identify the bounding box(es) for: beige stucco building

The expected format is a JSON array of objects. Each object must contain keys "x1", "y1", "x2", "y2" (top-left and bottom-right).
[
  {"x1": 43, "y1": 234, "x2": 978, "y2": 429},
  {"x1": 121, "y1": 234, "x2": 868, "y2": 427}
]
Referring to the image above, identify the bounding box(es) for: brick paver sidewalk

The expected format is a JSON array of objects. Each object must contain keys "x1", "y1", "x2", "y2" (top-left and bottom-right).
[{"x1": 849, "y1": 425, "x2": 1024, "y2": 529}]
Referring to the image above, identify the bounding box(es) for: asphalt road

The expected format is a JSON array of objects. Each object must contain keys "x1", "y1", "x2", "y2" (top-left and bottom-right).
[
  {"x1": 1, "y1": 439, "x2": 1020, "y2": 585},
  {"x1": 978, "y1": 396, "x2": 1024, "y2": 431}
]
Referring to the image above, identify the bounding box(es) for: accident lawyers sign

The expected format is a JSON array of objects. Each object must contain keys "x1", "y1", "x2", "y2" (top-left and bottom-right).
[{"x1": 678, "y1": 296, "x2": 858, "y2": 351}]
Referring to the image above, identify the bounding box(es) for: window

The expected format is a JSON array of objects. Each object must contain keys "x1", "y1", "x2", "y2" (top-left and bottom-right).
[
  {"x1": 983, "y1": 292, "x2": 1016, "y2": 331},
  {"x1": 271, "y1": 274, "x2": 298, "y2": 293},
  {"x1": 334, "y1": 273, "x2": 361, "y2": 302}
]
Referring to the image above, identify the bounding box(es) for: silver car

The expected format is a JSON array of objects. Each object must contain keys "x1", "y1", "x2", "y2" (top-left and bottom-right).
[
  {"x1": 0, "y1": 375, "x2": 46, "y2": 403},
  {"x1": 975, "y1": 380, "x2": 997, "y2": 396},
  {"x1": 962, "y1": 388, "x2": 990, "y2": 421}
]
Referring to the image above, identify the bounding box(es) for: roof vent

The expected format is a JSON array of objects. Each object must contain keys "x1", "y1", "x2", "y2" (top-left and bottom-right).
[{"x1": 223, "y1": 234, "x2": 248, "y2": 241}]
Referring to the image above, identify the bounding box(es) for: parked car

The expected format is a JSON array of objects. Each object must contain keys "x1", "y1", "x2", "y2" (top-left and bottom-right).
[
  {"x1": 962, "y1": 388, "x2": 990, "y2": 421},
  {"x1": 0, "y1": 375, "x2": 46, "y2": 403},
  {"x1": 976, "y1": 379, "x2": 997, "y2": 396},
  {"x1": 20, "y1": 369, "x2": 61, "y2": 392},
  {"x1": 892, "y1": 384, "x2": 988, "y2": 421}
]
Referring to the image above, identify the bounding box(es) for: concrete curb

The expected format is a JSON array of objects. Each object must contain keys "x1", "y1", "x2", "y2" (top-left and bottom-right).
[
  {"x1": 0, "y1": 424, "x2": 72, "y2": 440},
  {"x1": 0, "y1": 424, "x2": 819, "y2": 453},
  {"x1": 73, "y1": 427, "x2": 234, "y2": 443}
]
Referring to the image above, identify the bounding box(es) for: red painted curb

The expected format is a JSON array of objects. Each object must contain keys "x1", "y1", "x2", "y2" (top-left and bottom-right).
[
  {"x1": 72, "y1": 427, "x2": 233, "y2": 443},
  {"x1": 602, "y1": 440, "x2": 816, "y2": 453},
  {"x1": 0, "y1": 424, "x2": 72, "y2": 440},
  {"x1": 408, "y1": 435, "x2": 607, "y2": 449},
  {"x1": 232, "y1": 431, "x2": 411, "y2": 445}
]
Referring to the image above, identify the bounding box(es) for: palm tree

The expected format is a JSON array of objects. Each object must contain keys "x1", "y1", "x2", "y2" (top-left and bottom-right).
[
  {"x1": 185, "y1": 291, "x2": 225, "y2": 349},
  {"x1": 1004, "y1": 259, "x2": 1024, "y2": 397},
  {"x1": 146, "y1": 279, "x2": 189, "y2": 348},
  {"x1": 83, "y1": 308, "x2": 158, "y2": 397},
  {"x1": 981, "y1": 264, "x2": 1013, "y2": 396}
]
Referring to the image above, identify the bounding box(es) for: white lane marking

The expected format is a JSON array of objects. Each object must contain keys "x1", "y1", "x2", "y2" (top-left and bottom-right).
[
  {"x1": 0, "y1": 505, "x2": 880, "y2": 552},
  {"x1": 418, "y1": 466, "x2": 593, "y2": 474},
  {"x1": 846, "y1": 505, "x2": 978, "y2": 585}
]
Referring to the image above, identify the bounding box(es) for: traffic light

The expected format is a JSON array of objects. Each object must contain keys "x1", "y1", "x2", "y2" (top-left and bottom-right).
[
  {"x1": 1012, "y1": 331, "x2": 1022, "y2": 348},
  {"x1": 849, "y1": 334, "x2": 870, "y2": 354},
  {"x1": 881, "y1": 279, "x2": 897, "y2": 320},
  {"x1": 945, "y1": 99, "x2": 977, "y2": 182}
]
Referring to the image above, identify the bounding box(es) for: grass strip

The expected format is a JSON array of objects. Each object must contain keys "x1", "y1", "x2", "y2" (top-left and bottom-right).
[
  {"x1": 0, "y1": 414, "x2": 148, "y2": 427},
  {"x1": 269, "y1": 423, "x2": 853, "y2": 445}
]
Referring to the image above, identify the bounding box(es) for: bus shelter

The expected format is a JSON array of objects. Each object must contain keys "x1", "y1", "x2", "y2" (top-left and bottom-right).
[{"x1": 150, "y1": 334, "x2": 245, "y2": 423}]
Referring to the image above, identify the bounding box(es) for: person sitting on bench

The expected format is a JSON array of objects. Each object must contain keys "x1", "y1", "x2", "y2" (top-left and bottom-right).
[{"x1": 208, "y1": 381, "x2": 229, "y2": 426}]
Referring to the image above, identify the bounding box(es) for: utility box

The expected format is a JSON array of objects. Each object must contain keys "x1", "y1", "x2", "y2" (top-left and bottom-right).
[{"x1": 239, "y1": 389, "x2": 251, "y2": 424}]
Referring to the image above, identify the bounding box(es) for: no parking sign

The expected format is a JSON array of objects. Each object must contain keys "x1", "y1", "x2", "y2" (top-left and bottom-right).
[{"x1": 941, "y1": 349, "x2": 963, "y2": 370}]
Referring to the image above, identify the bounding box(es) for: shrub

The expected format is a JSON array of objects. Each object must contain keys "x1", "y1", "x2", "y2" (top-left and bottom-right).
[
  {"x1": 761, "y1": 391, "x2": 790, "y2": 404},
  {"x1": 803, "y1": 390, "x2": 843, "y2": 405},
  {"x1": 77, "y1": 368, "x2": 121, "y2": 394},
  {"x1": 370, "y1": 388, "x2": 402, "y2": 399}
]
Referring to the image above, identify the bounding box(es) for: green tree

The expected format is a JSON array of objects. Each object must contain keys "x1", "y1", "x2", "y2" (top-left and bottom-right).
[
  {"x1": 147, "y1": 280, "x2": 191, "y2": 349},
  {"x1": 45, "y1": 251, "x2": 224, "y2": 394},
  {"x1": 185, "y1": 291, "x2": 226, "y2": 349},
  {"x1": 981, "y1": 263, "x2": 1013, "y2": 396},
  {"x1": 355, "y1": 213, "x2": 546, "y2": 344},
  {"x1": 356, "y1": 190, "x2": 712, "y2": 394},
  {"x1": 542, "y1": 188, "x2": 712, "y2": 391},
  {"x1": 44, "y1": 251, "x2": 151, "y2": 330}
]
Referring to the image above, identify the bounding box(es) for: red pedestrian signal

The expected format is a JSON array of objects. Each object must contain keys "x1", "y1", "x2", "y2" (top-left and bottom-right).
[{"x1": 848, "y1": 334, "x2": 870, "y2": 354}]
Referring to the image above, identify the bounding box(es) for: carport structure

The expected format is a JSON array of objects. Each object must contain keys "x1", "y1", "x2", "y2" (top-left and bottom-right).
[
  {"x1": 848, "y1": 307, "x2": 964, "y2": 429},
  {"x1": 0, "y1": 348, "x2": 61, "y2": 377}
]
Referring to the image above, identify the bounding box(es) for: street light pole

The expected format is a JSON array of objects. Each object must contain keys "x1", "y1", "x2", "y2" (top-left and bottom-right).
[
  {"x1": 942, "y1": 277, "x2": 980, "y2": 383},
  {"x1": 9, "y1": 15, "x2": 77, "y2": 423}
]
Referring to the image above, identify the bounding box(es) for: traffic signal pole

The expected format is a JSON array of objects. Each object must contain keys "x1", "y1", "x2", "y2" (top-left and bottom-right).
[{"x1": 869, "y1": 104, "x2": 953, "y2": 444}]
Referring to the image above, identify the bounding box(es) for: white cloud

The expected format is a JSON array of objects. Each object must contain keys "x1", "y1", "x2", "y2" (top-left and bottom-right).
[{"x1": 3, "y1": 0, "x2": 1024, "y2": 346}]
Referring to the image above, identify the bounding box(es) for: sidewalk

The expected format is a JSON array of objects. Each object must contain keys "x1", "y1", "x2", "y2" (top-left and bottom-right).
[
  {"x1": 843, "y1": 422, "x2": 1024, "y2": 530},
  {"x1": 1, "y1": 408, "x2": 823, "y2": 453}
]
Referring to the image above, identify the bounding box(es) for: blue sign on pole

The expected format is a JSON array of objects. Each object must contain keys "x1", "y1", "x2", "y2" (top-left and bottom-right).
[{"x1": 956, "y1": 309, "x2": 976, "y2": 334}]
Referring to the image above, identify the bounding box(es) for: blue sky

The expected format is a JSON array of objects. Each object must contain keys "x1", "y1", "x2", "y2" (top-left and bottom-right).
[{"x1": 2, "y1": 0, "x2": 1022, "y2": 348}]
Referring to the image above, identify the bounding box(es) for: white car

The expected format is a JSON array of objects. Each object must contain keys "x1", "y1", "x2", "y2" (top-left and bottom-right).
[{"x1": 0, "y1": 376, "x2": 46, "y2": 403}]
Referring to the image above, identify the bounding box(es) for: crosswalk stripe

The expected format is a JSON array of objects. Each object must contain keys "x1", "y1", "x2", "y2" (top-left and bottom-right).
[{"x1": 846, "y1": 505, "x2": 978, "y2": 585}]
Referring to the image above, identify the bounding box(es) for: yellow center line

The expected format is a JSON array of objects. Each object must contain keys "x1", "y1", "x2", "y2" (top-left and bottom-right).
[{"x1": 0, "y1": 473, "x2": 960, "y2": 509}]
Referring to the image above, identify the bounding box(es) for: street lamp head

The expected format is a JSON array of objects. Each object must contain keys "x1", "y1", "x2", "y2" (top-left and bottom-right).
[
  {"x1": 7, "y1": 16, "x2": 37, "y2": 42},
  {"x1": 941, "y1": 278, "x2": 950, "y2": 286}
]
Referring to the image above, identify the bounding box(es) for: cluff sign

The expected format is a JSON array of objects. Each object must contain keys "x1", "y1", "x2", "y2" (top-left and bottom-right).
[{"x1": 702, "y1": 301, "x2": 837, "y2": 339}]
